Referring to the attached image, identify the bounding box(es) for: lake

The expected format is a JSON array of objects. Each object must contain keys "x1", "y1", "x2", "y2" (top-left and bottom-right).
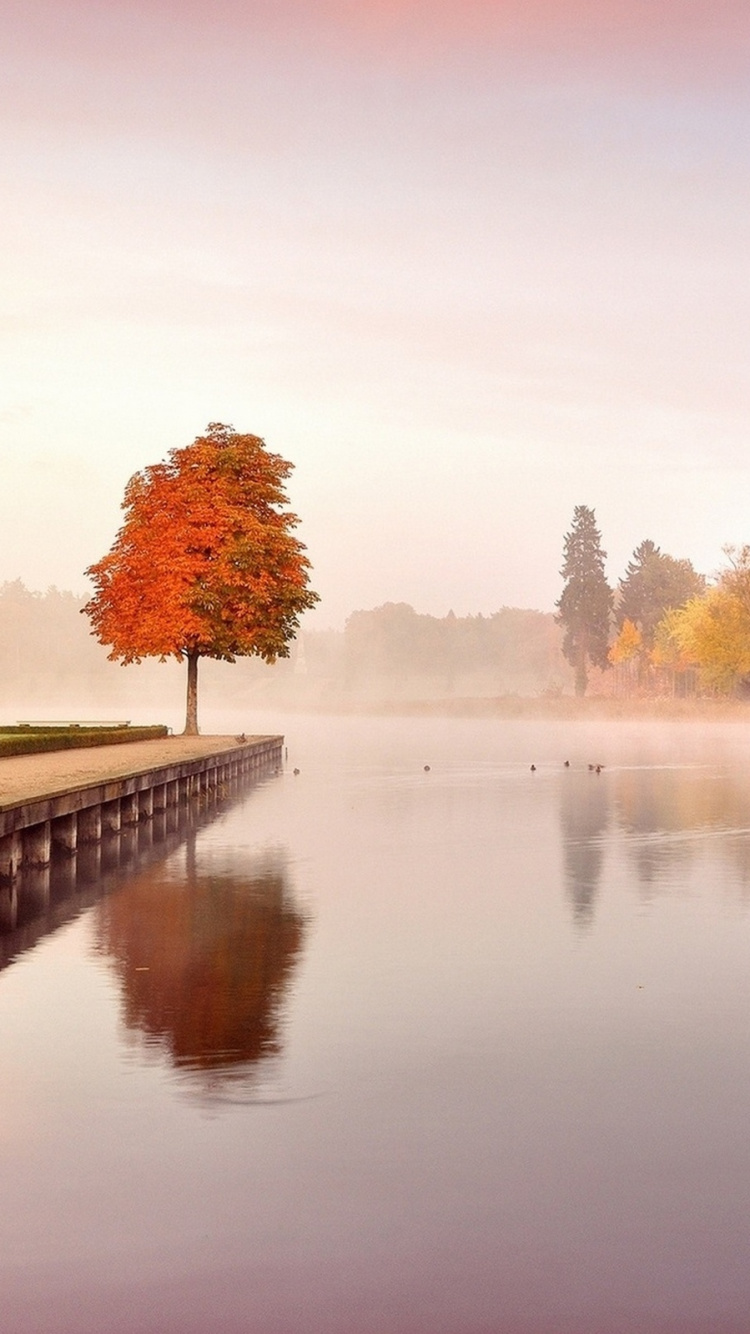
[{"x1": 2, "y1": 715, "x2": 750, "y2": 1334}]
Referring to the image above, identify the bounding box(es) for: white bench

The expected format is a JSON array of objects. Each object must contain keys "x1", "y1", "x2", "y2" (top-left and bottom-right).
[{"x1": 16, "y1": 721, "x2": 132, "y2": 729}]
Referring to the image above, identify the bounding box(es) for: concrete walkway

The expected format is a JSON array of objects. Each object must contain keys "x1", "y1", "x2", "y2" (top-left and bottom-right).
[{"x1": 0, "y1": 736, "x2": 270, "y2": 809}]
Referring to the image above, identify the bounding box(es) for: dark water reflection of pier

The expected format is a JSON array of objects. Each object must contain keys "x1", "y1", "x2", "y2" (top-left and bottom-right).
[{"x1": 0, "y1": 776, "x2": 307, "y2": 1098}]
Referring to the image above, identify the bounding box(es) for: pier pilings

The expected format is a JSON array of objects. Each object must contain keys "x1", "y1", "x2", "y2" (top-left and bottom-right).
[{"x1": 0, "y1": 736, "x2": 282, "y2": 883}]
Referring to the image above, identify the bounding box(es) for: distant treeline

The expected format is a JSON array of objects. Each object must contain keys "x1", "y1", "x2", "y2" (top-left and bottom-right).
[
  {"x1": 0, "y1": 582, "x2": 572, "y2": 712},
  {"x1": 341, "y1": 603, "x2": 570, "y2": 698},
  {"x1": 0, "y1": 582, "x2": 107, "y2": 702}
]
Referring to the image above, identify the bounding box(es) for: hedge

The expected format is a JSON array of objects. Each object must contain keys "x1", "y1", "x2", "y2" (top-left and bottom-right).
[{"x1": 0, "y1": 726, "x2": 169, "y2": 758}]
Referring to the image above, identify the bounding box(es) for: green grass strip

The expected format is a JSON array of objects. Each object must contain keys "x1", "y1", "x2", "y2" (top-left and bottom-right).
[{"x1": 0, "y1": 726, "x2": 169, "y2": 758}]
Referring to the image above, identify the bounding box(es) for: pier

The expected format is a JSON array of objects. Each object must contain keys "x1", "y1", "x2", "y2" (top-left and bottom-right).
[{"x1": 0, "y1": 735, "x2": 283, "y2": 882}]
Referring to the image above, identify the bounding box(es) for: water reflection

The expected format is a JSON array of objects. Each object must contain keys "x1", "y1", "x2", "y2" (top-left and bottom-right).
[
  {"x1": 0, "y1": 775, "x2": 307, "y2": 1101},
  {"x1": 0, "y1": 777, "x2": 272, "y2": 971},
  {"x1": 561, "y1": 763, "x2": 750, "y2": 922},
  {"x1": 93, "y1": 842, "x2": 306, "y2": 1099},
  {"x1": 560, "y1": 769, "x2": 609, "y2": 929},
  {"x1": 614, "y1": 768, "x2": 700, "y2": 893}
]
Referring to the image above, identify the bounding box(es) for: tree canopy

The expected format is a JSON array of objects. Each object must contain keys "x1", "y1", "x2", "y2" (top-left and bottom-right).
[
  {"x1": 556, "y1": 505, "x2": 613, "y2": 696},
  {"x1": 608, "y1": 617, "x2": 642, "y2": 665},
  {"x1": 656, "y1": 547, "x2": 750, "y2": 694},
  {"x1": 84, "y1": 423, "x2": 319, "y2": 732},
  {"x1": 616, "y1": 539, "x2": 704, "y2": 647}
]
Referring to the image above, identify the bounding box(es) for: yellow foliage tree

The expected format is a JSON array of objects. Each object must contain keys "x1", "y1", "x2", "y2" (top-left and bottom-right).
[
  {"x1": 655, "y1": 589, "x2": 750, "y2": 691},
  {"x1": 608, "y1": 618, "x2": 642, "y2": 664}
]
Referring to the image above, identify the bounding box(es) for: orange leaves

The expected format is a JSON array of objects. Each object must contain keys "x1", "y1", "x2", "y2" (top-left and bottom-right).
[
  {"x1": 608, "y1": 618, "x2": 642, "y2": 665},
  {"x1": 83, "y1": 425, "x2": 319, "y2": 667}
]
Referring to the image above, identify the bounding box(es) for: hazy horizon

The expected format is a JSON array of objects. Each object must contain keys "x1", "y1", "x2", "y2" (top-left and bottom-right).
[{"x1": 3, "y1": 1, "x2": 749, "y2": 629}]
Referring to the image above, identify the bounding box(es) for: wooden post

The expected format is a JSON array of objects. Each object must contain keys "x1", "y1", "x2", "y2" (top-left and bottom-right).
[
  {"x1": 0, "y1": 830, "x2": 22, "y2": 881},
  {"x1": 120, "y1": 793, "x2": 138, "y2": 826},
  {"x1": 52, "y1": 813, "x2": 77, "y2": 855},
  {"x1": 101, "y1": 799, "x2": 121, "y2": 834},
  {"x1": 23, "y1": 821, "x2": 51, "y2": 867},
  {"x1": 138, "y1": 788, "x2": 154, "y2": 820},
  {"x1": 78, "y1": 806, "x2": 102, "y2": 845}
]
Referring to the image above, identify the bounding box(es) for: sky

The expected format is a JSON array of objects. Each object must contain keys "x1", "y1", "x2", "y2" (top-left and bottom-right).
[{"x1": 2, "y1": 0, "x2": 750, "y2": 628}]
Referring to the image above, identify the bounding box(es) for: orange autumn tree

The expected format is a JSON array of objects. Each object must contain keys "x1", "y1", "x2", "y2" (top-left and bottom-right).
[{"x1": 83, "y1": 423, "x2": 319, "y2": 733}]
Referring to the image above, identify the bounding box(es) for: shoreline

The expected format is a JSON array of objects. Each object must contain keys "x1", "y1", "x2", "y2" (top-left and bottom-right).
[{"x1": 245, "y1": 696, "x2": 750, "y2": 722}]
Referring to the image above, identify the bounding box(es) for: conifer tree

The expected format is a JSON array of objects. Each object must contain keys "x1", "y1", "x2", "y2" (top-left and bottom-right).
[
  {"x1": 617, "y1": 539, "x2": 704, "y2": 648},
  {"x1": 556, "y1": 505, "x2": 613, "y2": 696}
]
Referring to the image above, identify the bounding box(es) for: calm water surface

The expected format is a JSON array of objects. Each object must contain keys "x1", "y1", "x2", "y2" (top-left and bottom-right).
[{"x1": 3, "y1": 716, "x2": 750, "y2": 1334}]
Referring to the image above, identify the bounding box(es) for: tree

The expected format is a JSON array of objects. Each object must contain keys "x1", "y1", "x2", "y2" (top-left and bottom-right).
[
  {"x1": 656, "y1": 592, "x2": 750, "y2": 692},
  {"x1": 609, "y1": 617, "x2": 642, "y2": 664},
  {"x1": 718, "y1": 543, "x2": 750, "y2": 617},
  {"x1": 556, "y1": 505, "x2": 613, "y2": 696},
  {"x1": 83, "y1": 423, "x2": 319, "y2": 733},
  {"x1": 656, "y1": 547, "x2": 750, "y2": 694},
  {"x1": 608, "y1": 618, "x2": 643, "y2": 698},
  {"x1": 617, "y1": 539, "x2": 704, "y2": 647}
]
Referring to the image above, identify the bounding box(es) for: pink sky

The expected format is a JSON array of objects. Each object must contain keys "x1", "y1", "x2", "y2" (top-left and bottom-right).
[{"x1": 2, "y1": 1, "x2": 749, "y2": 624}]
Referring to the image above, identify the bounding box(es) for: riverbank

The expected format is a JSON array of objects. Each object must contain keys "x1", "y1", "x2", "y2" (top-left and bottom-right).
[
  {"x1": 394, "y1": 696, "x2": 750, "y2": 720},
  {"x1": 264, "y1": 695, "x2": 750, "y2": 722}
]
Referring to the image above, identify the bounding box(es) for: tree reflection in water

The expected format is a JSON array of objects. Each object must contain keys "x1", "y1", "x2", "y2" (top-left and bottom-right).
[
  {"x1": 560, "y1": 769, "x2": 610, "y2": 930},
  {"x1": 93, "y1": 839, "x2": 307, "y2": 1100},
  {"x1": 614, "y1": 768, "x2": 699, "y2": 895},
  {"x1": 560, "y1": 764, "x2": 750, "y2": 920}
]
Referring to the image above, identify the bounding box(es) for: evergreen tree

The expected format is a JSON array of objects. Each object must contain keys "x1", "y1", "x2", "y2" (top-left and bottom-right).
[
  {"x1": 556, "y1": 505, "x2": 613, "y2": 696},
  {"x1": 617, "y1": 539, "x2": 704, "y2": 647}
]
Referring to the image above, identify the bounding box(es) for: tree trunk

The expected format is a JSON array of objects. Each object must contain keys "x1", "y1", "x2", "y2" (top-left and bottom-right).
[
  {"x1": 575, "y1": 654, "x2": 588, "y2": 697},
  {"x1": 184, "y1": 650, "x2": 199, "y2": 735}
]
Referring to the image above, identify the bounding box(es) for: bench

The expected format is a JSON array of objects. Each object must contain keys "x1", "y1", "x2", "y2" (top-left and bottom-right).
[{"x1": 16, "y1": 721, "x2": 132, "y2": 730}]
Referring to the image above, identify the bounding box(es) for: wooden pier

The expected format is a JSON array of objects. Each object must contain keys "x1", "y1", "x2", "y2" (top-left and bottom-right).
[{"x1": 0, "y1": 735, "x2": 283, "y2": 882}]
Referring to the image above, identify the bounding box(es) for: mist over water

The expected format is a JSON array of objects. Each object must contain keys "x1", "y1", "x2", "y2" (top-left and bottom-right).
[{"x1": 2, "y1": 715, "x2": 750, "y2": 1332}]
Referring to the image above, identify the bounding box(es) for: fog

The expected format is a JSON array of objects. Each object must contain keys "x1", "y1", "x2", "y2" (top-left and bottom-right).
[
  {"x1": 0, "y1": 583, "x2": 580, "y2": 733},
  {"x1": 2, "y1": 1, "x2": 750, "y2": 631}
]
